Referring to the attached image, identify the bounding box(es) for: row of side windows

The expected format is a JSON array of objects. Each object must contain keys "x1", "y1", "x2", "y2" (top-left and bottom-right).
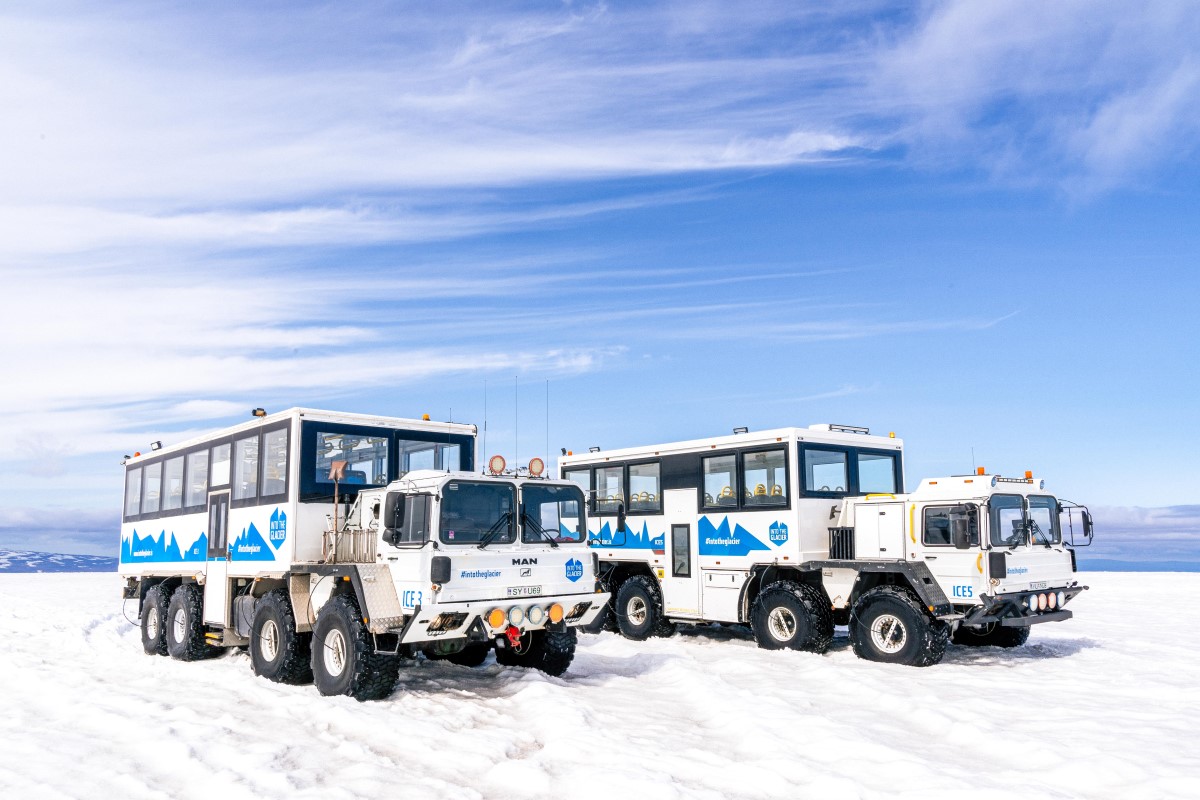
[
  {"x1": 123, "y1": 425, "x2": 289, "y2": 522},
  {"x1": 563, "y1": 444, "x2": 900, "y2": 515}
]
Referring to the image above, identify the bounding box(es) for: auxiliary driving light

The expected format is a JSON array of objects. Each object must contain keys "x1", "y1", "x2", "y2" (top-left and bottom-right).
[
  {"x1": 1027, "y1": 596, "x2": 1038, "y2": 611},
  {"x1": 508, "y1": 606, "x2": 525, "y2": 626},
  {"x1": 1056, "y1": 591, "x2": 1066, "y2": 608},
  {"x1": 548, "y1": 603, "x2": 565, "y2": 624},
  {"x1": 1047, "y1": 592, "x2": 1057, "y2": 609},
  {"x1": 527, "y1": 605, "x2": 546, "y2": 625},
  {"x1": 1037, "y1": 593, "x2": 1048, "y2": 611},
  {"x1": 488, "y1": 608, "x2": 507, "y2": 629}
]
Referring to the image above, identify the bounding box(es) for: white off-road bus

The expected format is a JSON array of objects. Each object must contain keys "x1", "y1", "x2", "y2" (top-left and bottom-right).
[
  {"x1": 120, "y1": 408, "x2": 607, "y2": 700},
  {"x1": 561, "y1": 424, "x2": 1092, "y2": 667}
]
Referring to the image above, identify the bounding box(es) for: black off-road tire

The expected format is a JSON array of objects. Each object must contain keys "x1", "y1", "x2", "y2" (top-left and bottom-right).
[
  {"x1": 750, "y1": 581, "x2": 834, "y2": 653},
  {"x1": 849, "y1": 585, "x2": 949, "y2": 667},
  {"x1": 311, "y1": 594, "x2": 399, "y2": 701},
  {"x1": 166, "y1": 584, "x2": 214, "y2": 661},
  {"x1": 495, "y1": 628, "x2": 577, "y2": 676},
  {"x1": 140, "y1": 584, "x2": 171, "y2": 656},
  {"x1": 952, "y1": 623, "x2": 1031, "y2": 648},
  {"x1": 614, "y1": 575, "x2": 676, "y2": 640},
  {"x1": 250, "y1": 589, "x2": 313, "y2": 684}
]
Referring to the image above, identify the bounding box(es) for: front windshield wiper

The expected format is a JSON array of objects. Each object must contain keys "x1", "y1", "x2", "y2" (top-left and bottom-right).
[
  {"x1": 476, "y1": 511, "x2": 513, "y2": 550},
  {"x1": 521, "y1": 511, "x2": 559, "y2": 548},
  {"x1": 1029, "y1": 519, "x2": 1052, "y2": 548}
]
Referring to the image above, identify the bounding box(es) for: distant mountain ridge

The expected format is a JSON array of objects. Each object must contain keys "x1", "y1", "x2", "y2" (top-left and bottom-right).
[{"x1": 0, "y1": 548, "x2": 117, "y2": 573}]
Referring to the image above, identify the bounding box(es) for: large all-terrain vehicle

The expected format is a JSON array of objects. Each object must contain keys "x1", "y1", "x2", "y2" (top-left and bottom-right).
[
  {"x1": 561, "y1": 424, "x2": 1092, "y2": 667},
  {"x1": 120, "y1": 408, "x2": 607, "y2": 700}
]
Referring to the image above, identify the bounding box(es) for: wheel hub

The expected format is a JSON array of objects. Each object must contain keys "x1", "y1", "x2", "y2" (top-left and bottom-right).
[
  {"x1": 146, "y1": 608, "x2": 159, "y2": 640},
  {"x1": 259, "y1": 619, "x2": 280, "y2": 662},
  {"x1": 626, "y1": 596, "x2": 647, "y2": 626},
  {"x1": 870, "y1": 613, "x2": 908, "y2": 653},
  {"x1": 323, "y1": 628, "x2": 347, "y2": 677},
  {"x1": 173, "y1": 608, "x2": 187, "y2": 643},
  {"x1": 767, "y1": 607, "x2": 797, "y2": 642}
]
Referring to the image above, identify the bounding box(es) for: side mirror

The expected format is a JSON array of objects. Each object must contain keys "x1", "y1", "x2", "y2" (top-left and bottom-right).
[
  {"x1": 383, "y1": 492, "x2": 406, "y2": 545},
  {"x1": 952, "y1": 526, "x2": 971, "y2": 550},
  {"x1": 1082, "y1": 509, "x2": 1094, "y2": 540},
  {"x1": 949, "y1": 504, "x2": 977, "y2": 549},
  {"x1": 616, "y1": 501, "x2": 627, "y2": 534}
]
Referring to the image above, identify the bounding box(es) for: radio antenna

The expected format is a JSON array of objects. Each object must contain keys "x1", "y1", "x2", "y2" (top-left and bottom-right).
[
  {"x1": 447, "y1": 407, "x2": 452, "y2": 472},
  {"x1": 483, "y1": 380, "x2": 488, "y2": 473},
  {"x1": 514, "y1": 375, "x2": 519, "y2": 470},
  {"x1": 545, "y1": 379, "x2": 550, "y2": 467}
]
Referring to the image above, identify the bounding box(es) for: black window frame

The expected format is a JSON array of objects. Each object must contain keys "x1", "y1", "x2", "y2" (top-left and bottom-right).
[
  {"x1": 739, "y1": 446, "x2": 790, "y2": 511},
  {"x1": 298, "y1": 420, "x2": 475, "y2": 501},
  {"x1": 626, "y1": 459, "x2": 663, "y2": 515},
  {"x1": 438, "y1": 479, "x2": 517, "y2": 546},
  {"x1": 798, "y1": 444, "x2": 902, "y2": 499},
  {"x1": 183, "y1": 449, "x2": 210, "y2": 511},
  {"x1": 580, "y1": 459, "x2": 666, "y2": 517},
  {"x1": 141, "y1": 461, "x2": 163, "y2": 516},
  {"x1": 922, "y1": 505, "x2": 955, "y2": 547},
  {"x1": 699, "y1": 450, "x2": 741, "y2": 512},
  {"x1": 671, "y1": 524, "x2": 691, "y2": 578}
]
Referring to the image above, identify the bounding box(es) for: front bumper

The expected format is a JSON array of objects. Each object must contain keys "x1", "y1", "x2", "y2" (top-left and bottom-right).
[
  {"x1": 398, "y1": 591, "x2": 610, "y2": 644},
  {"x1": 959, "y1": 585, "x2": 1087, "y2": 627}
]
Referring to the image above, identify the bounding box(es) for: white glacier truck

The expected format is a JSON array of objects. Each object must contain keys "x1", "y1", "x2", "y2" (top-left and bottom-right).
[
  {"x1": 561, "y1": 424, "x2": 1092, "y2": 667},
  {"x1": 120, "y1": 408, "x2": 607, "y2": 700}
]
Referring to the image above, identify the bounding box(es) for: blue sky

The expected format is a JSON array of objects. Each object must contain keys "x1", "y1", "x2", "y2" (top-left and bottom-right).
[{"x1": 1, "y1": 1, "x2": 1197, "y2": 561}]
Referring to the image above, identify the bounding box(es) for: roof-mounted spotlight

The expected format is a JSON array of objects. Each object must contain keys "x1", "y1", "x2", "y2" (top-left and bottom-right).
[
  {"x1": 733, "y1": 427, "x2": 749, "y2": 435},
  {"x1": 252, "y1": 408, "x2": 266, "y2": 417},
  {"x1": 150, "y1": 441, "x2": 162, "y2": 451}
]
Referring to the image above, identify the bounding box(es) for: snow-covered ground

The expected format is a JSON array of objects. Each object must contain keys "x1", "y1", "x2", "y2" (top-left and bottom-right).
[{"x1": 0, "y1": 573, "x2": 1195, "y2": 799}]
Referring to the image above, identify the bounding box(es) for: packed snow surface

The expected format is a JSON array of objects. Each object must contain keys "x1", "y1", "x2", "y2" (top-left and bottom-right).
[{"x1": 0, "y1": 573, "x2": 1195, "y2": 799}]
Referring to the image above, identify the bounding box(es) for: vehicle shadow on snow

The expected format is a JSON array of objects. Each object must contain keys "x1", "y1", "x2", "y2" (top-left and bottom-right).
[{"x1": 941, "y1": 636, "x2": 1102, "y2": 664}]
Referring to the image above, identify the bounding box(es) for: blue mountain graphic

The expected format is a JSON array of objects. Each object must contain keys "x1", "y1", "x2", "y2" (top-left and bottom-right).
[
  {"x1": 121, "y1": 529, "x2": 206, "y2": 563},
  {"x1": 228, "y1": 522, "x2": 276, "y2": 562},
  {"x1": 698, "y1": 516, "x2": 770, "y2": 557},
  {"x1": 589, "y1": 521, "x2": 664, "y2": 550}
]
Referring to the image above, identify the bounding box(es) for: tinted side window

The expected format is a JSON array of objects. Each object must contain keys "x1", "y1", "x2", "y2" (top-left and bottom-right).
[
  {"x1": 629, "y1": 462, "x2": 661, "y2": 513},
  {"x1": 923, "y1": 506, "x2": 952, "y2": 546},
  {"x1": 185, "y1": 450, "x2": 209, "y2": 507},
  {"x1": 124, "y1": 468, "x2": 142, "y2": 518},
  {"x1": 702, "y1": 455, "x2": 737, "y2": 509},
  {"x1": 233, "y1": 436, "x2": 259, "y2": 501},
  {"x1": 162, "y1": 456, "x2": 184, "y2": 511},
  {"x1": 261, "y1": 428, "x2": 288, "y2": 497},
  {"x1": 858, "y1": 452, "x2": 897, "y2": 493},
  {"x1": 142, "y1": 462, "x2": 162, "y2": 515},
  {"x1": 211, "y1": 444, "x2": 231, "y2": 487},
  {"x1": 744, "y1": 449, "x2": 786, "y2": 506},
  {"x1": 595, "y1": 466, "x2": 623, "y2": 515},
  {"x1": 804, "y1": 449, "x2": 847, "y2": 494}
]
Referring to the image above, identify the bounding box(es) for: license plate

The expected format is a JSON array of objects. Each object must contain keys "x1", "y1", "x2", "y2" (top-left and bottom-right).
[
  {"x1": 1029, "y1": 581, "x2": 1048, "y2": 590},
  {"x1": 507, "y1": 585, "x2": 541, "y2": 597}
]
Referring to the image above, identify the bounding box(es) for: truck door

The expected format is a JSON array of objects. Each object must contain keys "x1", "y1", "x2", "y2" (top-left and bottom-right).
[
  {"x1": 909, "y1": 502, "x2": 982, "y2": 602},
  {"x1": 203, "y1": 491, "x2": 230, "y2": 625},
  {"x1": 660, "y1": 490, "x2": 700, "y2": 617},
  {"x1": 856, "y1": 502, "x2": 904, "y2": 558}
]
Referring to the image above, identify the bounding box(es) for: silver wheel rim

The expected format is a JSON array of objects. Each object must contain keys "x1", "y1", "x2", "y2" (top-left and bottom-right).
[
  {"x1": 626, "y1": 596, "x2": 648, "y2": 626},
  {"x1": 173, "y1": 608, "x2": 187, "y2": 643},
  {"x1": 870, "y1": 613, "x2": 907, "y2": 653},
  {"x1": 767, "y1": 607, "x2": 798, "y2": 642},
  {"x1": 146, "y1": 607, "x2": 160, "y2": 640},
  {"x1": 259, "y1": 619, "x2": 280, "y2": 662},
  {"x1": 323, "y1": 628, "x2": 347, "y2": 677}
]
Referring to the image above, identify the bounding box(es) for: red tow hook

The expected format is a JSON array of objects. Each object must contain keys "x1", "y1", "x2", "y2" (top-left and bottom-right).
[{"x1": 504, "y1": 625, "x2": 522, "y2": 648}]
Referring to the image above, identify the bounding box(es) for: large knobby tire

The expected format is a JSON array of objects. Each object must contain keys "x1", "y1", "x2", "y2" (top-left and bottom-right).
[
  {"x1": 250, "y1": 589, "x2": 313, "y2": 684},
  {"x1": 495, "y1": 628, "x2": 577, "y2": 676},
  {"x1": 614, "y1": 575, "x2": 676, "y2": 640},
  {"x1": 952, "y1": 623, "x2": 1031, "y2": 648},
  {"x1": 850, "y1": 585, "x2": 949, "y2": 667},
  {"x1": 750, "y1": 581, "x2": 834, "y2": 653},
  {"x1": 166, "y1": 584, "x2": 212, "y2": 661},
  {"x1": 311, "y1": 594, "x2": 399, "y2": 701},
  {"x1": 140, "y1": 584, "x2": 171, "y2": 656}
]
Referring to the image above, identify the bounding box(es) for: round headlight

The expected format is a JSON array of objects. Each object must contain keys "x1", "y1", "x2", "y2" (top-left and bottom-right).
[
  {"x1": 1037, "y1": 593, "x2": 1047, "y2": 611},
  {"x1": 527, "y1": 605, "x2": 545, "y2": 625},
  {"x1": 1027, "y1": 595, "x2": 1038, "y2": 611},
  {"x1": 1047, "y1": 592, "x2": 1057, "y2": 609},
  {"x1": 1056, "y1": 591, "x2": 1066, "y2": 608},
  {"x1": 508, "y1": 606, "x2": 525, "y2": 626}
]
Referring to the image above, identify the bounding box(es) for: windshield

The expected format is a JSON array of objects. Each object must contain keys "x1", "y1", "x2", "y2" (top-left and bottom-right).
[
  {"x1": 1028, "y1": 495, "x2": 1061, "y2": 545},
  {"x1": 439, "y1": 481, "x2": 515, "y2": 545},
  {"x1": 522, "y1": 484, "x2": 587, "y2": 544},
  {"x1": 989, "y1": 494, "x2": 1026, "y2": 547}
]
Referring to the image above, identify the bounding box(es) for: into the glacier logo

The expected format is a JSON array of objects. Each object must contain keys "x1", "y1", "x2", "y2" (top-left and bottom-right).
[
  {"x1": 769, "y1": 521, "x2": 788, "y2": 545},
  {"x1": 268, "y1": 508, "x2": 287, "y2": 550},
  {"x1": 565, "y1": 558, "x2": 583, "y2": 582}
]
